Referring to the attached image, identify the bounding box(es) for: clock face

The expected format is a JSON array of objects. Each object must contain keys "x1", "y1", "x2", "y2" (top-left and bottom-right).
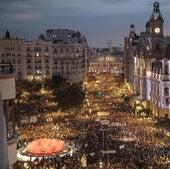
[{"x1": 155, "y1": 27, "x2": 160, "y2": 33}]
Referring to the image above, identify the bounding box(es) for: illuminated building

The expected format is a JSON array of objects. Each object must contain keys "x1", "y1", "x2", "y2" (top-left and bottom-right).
[
  {"x1": 0, "y1": 31, "x2": 23, "y2": 80},
  {"x1": 124, "y1": 2, "x2": 170, "y2": 118},
  {"x1": 48, "y1": 29, "x2": 89, "y2": 83},
  {"x1": 89, "y1": 54, "x2": 123, "y2": 75},
  {"x1": 23, "y1": 39, "x2": 53, "y2": 80},
  {"x1": 0, "y1": 29, "x2": 88, "y2": 83}
]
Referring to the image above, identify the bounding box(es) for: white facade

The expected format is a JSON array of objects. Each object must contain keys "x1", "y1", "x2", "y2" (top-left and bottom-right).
[
  {"x1": 0, "y1": 31, "x2": 23, "y2": 79},
  {"x1": 52, "y1": 42, "x2": 88, "y2": 83},
  {"x1": 124, "y1": 2, "x2": 170, "y2": 118},
  {"x1": 89, "y1": 54, "x2": 123, "y2": 74},
  {"x1": 0, "y1": 29, "x2": 89, "y2": 83},
  {"x1": 150, "y1": 58, "x2": 170, "y2": 118},
  {"x1": 23, "y1": 39, "x2": 53, "y2": 80}
]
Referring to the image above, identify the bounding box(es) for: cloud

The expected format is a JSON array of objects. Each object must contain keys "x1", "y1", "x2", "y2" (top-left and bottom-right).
[
  {"x1": 0, "y1": 0, "x2": 86, "y2": 21},
  {"x1": 1, "y1": 0, "x2": 170, "y2": 47},
  {"x1": 0, "y1": 0, "x2": 39, "y2": 20},
  {"x1": 99, "y1": 0, "x2": 135, "y2": 4}
]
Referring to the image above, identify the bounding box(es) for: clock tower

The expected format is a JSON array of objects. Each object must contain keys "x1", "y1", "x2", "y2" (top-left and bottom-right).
[{"x1": 149, "y1": 2, "x2": 164, "y2": 58}]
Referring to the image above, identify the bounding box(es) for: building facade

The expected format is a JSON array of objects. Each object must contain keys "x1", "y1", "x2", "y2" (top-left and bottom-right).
[
  {"x1": 50, "y1": 29, "x2": 88, "y2": 83},
  {"x1": 0, "y1": 31, "x2": 23, "y2": 80},
  {"x1": 0, "y1": 63, "x2": 17, "y2": 168},
  {"x1": 0, "y1": 29, "x2": 88, "y2": 83},
  {"x1": 89, "y1": 53, "x2": 123, "y2": 75},
  {"x1": 23, "y1": 39, "x2": 53, "y2": 80},
  {"x1": 124, "y1": 2, "x2": 170, "y2": 118},
  {"x1": 150, "y1": 50, "x2": 170, "y2": 118}
]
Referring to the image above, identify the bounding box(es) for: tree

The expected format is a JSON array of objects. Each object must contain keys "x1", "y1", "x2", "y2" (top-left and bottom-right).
[
  {"x1": 56, "y1": 83, "x2": 85, "y2": 110},
  {"x1": 15, "y1": 79, "x2": 42, "y2": 126},
  {"x1": 43, "y1": 75, "x2": 85, "y2": 110},
  {"x1": 123, "y1": 96, "x2": 130, "y2": 103},
  {"x1": 43, "y1": 75, "x2": 67, "y2": 92}
]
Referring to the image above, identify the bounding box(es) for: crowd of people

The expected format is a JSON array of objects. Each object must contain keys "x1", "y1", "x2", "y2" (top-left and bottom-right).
[
  {"x1": 16, "y1": 103, "x2": 170, "y2": 168},
  {"x1": 15, "y1": 75, "x2": 170, "y2": 168}
]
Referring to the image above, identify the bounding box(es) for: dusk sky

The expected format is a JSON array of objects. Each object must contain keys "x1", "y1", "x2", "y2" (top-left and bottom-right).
[{"x1": 1, "y1": 0, "x2": 170, "y2": 48}]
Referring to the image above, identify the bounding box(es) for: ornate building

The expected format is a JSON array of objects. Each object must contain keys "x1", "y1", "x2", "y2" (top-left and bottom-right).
[
  {"x1": 23, "y1": 39, "x2": 52, "y2": 80},
  {"x1": 0, "y1": 29, "x2": 88, "y2": 83},
  {"x1": 23, "y1": 29, "x2": 88, "y2": 83},
  {"x1": 50, "y1": 29, "x2": 88, "y2": 83},
  {"x1": 150, "y1": 46, "x2": 170, "y2": 118},
  {"x1": 0, "y1": 31, "x2": 23, "y2": 80},
  {"x1": 89, "y1": 53, "x2": 123, "y2": 75},
  {"x1": 124, "y1": 2, "x2": 170, "y2": 118}
]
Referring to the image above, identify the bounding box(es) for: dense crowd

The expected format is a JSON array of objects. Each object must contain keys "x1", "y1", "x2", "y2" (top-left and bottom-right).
[
  {"x1": 15, "y1": 75, "x2": 170, "y2": 168},
  {"x1": 16, "y1": 104, "x2": 170, "y2": 168}
]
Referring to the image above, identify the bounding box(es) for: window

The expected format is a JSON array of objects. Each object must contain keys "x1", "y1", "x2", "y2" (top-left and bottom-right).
[
  {"x1": 27, "y1": 59, "x2": 31, "y2": 63},
  {"x1": 164, "y1": 88, "x2": 169, "y2": 96},
  {"x1": 27, "y1": 47, "x2": 30, "y2": 51},
  {"x1": 54, "y1": 48, "x2": 58, "y2": 54},
  {"x1": 17, "y1": 59, "x2": 21, "y2": 64},
  {"x1": 165, "y1": 65, "x2": 168, "y2": 75},
  {"x1": 17, "y1": 47, "x2": 21, "y2": 50},
  {"x1": 45, "y1": 47, "x2": 49, "y2": 51},
  {"x1": 34, "y1": 47, "x2": 41, "y2": 51},
  {"x1": 156, "y1": 44, "x2": 159, "y2": 50},
  {"x1": 165, "y1": 98, "x2": 169, "y2": 105},
  {"x1": 6, "y1": 53, "x2": 11, "y2": 57},
  {"x1": 27, "y1": 65, "x2": 31, "y2": 69}
]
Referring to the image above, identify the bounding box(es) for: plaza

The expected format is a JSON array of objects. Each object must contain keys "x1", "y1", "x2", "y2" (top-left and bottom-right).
[{"x1": 14, "y1": 73, "x2": 170, "y2": 168}]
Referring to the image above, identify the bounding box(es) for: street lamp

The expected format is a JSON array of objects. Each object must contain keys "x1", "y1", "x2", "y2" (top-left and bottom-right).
[
  {"x1": 99, "y1": 161, "x2": 103, "y2": 168},
  {"x1": 106, "y1": 143, "x2": 110, "y2": 168},
  {"x1": 100, "y1": 129, "x2": 105, "y2": 150}
]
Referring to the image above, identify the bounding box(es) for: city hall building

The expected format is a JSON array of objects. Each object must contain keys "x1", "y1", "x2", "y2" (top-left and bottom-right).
[{"x1": 124, "y1": 2, "x2": 170, "y2": 118}]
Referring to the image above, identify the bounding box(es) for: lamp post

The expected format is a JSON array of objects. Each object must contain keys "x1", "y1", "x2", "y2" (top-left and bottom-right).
[
  {"x1": 83, "y1": 118, "x2": 85, "y2": 142},
  {"x1": 100, "y1": 129, "x2": 105, "y2": 150},
  {"x1": 99, "y1": 161, "x2": 103, "y2": 168},
  {"x1": 106, "y1": 143, "x2": 110, "y2": 168}
]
